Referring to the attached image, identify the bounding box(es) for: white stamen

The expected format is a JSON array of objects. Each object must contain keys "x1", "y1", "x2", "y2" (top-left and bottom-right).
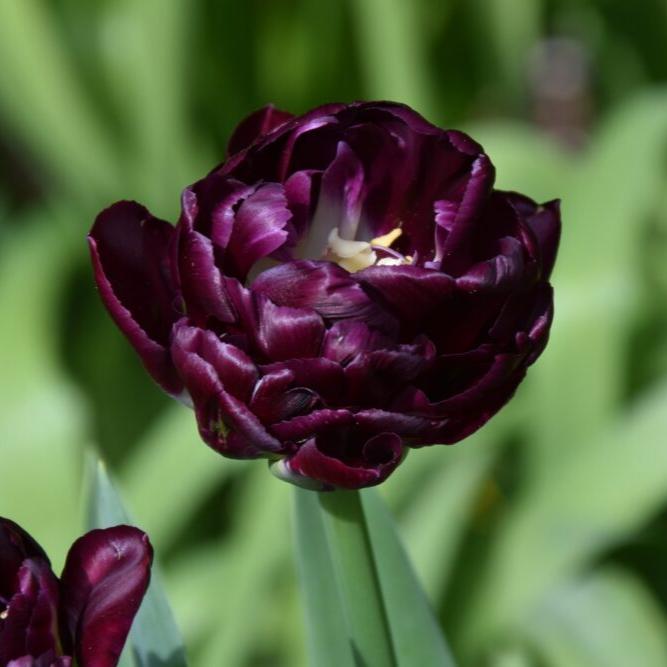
[{"x1": 324, "y1": 225, "x2": 411, "y2": 272}]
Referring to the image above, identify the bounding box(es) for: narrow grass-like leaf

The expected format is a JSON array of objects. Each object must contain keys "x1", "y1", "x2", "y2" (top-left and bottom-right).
[
  {"x1": 362, "y1": 489, "x2": 457, "y2": 667},
  {"x1": 527, "y1": 569, "x2": 667, "y2": 667},
  {"x1": 463, "y1": 377, "x2": 667, "y2": 656},
  {"x1": 293, "y1": 489, "x2": 356, "y2": 667},
  {"x1": 318, "y1": 490, "x2": 397, "y2": 666},
  {"x1": 89, "y1": 460, "x2": 188, "y2": 667}
]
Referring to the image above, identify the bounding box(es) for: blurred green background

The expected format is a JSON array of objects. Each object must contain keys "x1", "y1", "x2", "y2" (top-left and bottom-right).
[{"x1": 1, "y1": 0, "x2": 667, "y2": 665}]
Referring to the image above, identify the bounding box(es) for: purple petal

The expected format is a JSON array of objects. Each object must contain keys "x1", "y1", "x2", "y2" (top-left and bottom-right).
[
  {"x1": 252, "y1": 260, "x2": 398, "y2": 336},
  {"x1": 1, "y1": 519, "x2": 49, "y2": 597},
  {"x1": 170, "y1": 323, "x2": 282, "y2": 456},
  {"x1": 455, "y1": 236, "x2": 527, "y2": 292},
  {"x1": 254, "y1": 295, "x2": 325, "y2": 361},
  {"x1": 507, "y1": 193, "x2": 561, "y2": 278},
  {"x1": 355, "y1": 265, "x2": 455, "y2": 328},
  {"x1": 283, "y1": 169, "x2": 321, "y2": 242},
  {"x1": 260, "y1": 358, "x2": 345, "y2": 405},
  {"x1": 432, "y1": 154, "x2": 495, "y2": 270},
  {"x1": 8, "y1": 654, "x2": 72, "y2": 667},
  {"x1": 88, "y1": 201, "x2": 182, "y2": 394},
  {"x1": 227, "y1": 105, "x2": 294, "y2": 156},
  {"x1": 0, "y1": 559, "x2": 60, "y2": 665},
  {"x1": 321, "y1": 320, "x2": 388, "y2": 365},
  {"x1": 281, "y1": 431, "x2": 404, "y2": 490},
  {"x1": 271, "y1": 409, "x2": 355, "y2": 441},
  {"x1": 249, "y1": 368, "x2": 313, "y2": 424},
  {"x1": 177, "y1": 229, "x2": 237, "y2": 324},
  {"x1": 224, "y1": 183, "x2": 292, "y2": 280},
  {"x1": 59, "y1": 526, "x2": 152, "y2": 667},
  {"x1": 309, "y1": 141, "x2": 365, "y2": 243}
]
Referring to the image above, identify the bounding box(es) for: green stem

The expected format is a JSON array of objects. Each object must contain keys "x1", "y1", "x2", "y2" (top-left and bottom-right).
[{"x1": 319, "y1": 489, "x2": 397, "y2": 667}]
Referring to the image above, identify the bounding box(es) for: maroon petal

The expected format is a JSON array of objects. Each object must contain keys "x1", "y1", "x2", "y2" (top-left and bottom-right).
[
  {"x1": 59, "y1": 527, "x2": 152, "y2": 667},
  {"x1": 254, "y1": 295, "x2": 325, "y2": 361},
  {"x1": 507, "y1": 193, "x2": 561, "y2": 278},
  {"x1": 177, "y1": 229, "x2": 237, "y2": 325},
  {"x1": 455, "y1": 236, "x2": 527, "y2": 293},
  {"x1": 170, "y1": 322, "x2": 282, "y2": 456},
  {"x1": 88, "y1": 202, "x2": 182, "y2": 394},
  {"x1": 355, "y1": 265, "x2": 455, "y2": 327},
  {"x1": 227, "y1": 105, "x2": 294, "y2": 156},
  {"x1": 277, "y1": 431, "x2": 404, "y2": 490},
  {"x1": 0, "y1": 559, "x2": 60, "y2": 665},
  {"x1": 260, "y1": 358, "x2": 345, "y2": 405},
  {"x1": 309, "y1": 141, "x2": 365, "y2": 243},
  {"x1": 252, "y1": 260, "x2": 398, "y2": 335},
  {"x1": 224, "y1": 183, "x2": 293, "y2": 280},
  {"x1": 432, "y1": 154, "x2": 495, "y2": 270},
  {"x1": 1, "y1": 519, "x2": 49, "y2": 597},
  {"x1": 272, "y1": 409, "x2": 355, "y2": 441},
  {"x1": 7, "y1": 654, "x2": 72, "y2": 667}
]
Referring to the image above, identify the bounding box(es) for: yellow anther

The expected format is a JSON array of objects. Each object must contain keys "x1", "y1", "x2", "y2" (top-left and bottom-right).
[
  {"x1": 370, "y1": 227, "x2": 402, "y2": 248},
  {"x1": 1, "y1": 609, "x2": 8, "y2": 620}
]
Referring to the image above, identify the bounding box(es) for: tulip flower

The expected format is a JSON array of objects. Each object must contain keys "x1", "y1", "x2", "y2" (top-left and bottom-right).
[
  {"x1": 89, "y1": 101, "x2": 560, "y2": 490},
  {"x1": 0, "y1": 518, "x2": 152, "y2": 667}
]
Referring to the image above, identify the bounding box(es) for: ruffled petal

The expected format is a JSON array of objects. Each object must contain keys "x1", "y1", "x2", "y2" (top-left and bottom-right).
[
  {"x1": 227, "y1": 105, "x2": 294, "y2": 156},
  {"x1": 1, "y1": 519, "x2": 49, "y2": 596},
  {"x1": 224, "y1": 183, "x2": 293, "y2": 280},
  {"x1": 277, "y1": 431, "x2": 404, "y2": 490},
  {"x1": 88, "y1": 201, "x2": 181, "y2": 394},
  {"x1": 252, "y1": 260, "x2": 398, "y2": 335},
  {"x1": 254, "y1": 296, "x2": 325, "y2": 362},
  {"x1": 59, "y1": 526, "x2": 152, "y2": 667},
  {"x1": 171, "y1": 323, "x2": 282, "y2": 456},
  {"x1": 0, "y1": 559, "x2": 60, "y2": 665}
]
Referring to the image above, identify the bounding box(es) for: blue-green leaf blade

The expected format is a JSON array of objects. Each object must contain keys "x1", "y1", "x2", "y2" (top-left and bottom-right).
[
  {"x1": 89, "y1": 459, "x2": 188, "y2": 667},
  {"x1": 293, "y1": 488, "x2": 356, "y2": 667},
  {"x1": 362, "y1": 489, "x2": 457, "y2": 667}
]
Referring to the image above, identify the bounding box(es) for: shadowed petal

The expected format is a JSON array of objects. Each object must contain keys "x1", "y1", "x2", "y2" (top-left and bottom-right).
[
  {"x1": 59, "y1": 526, "x2": 152, "y2": 667},
  {"x1": 254, "y1": 296, "x2": 325, "y2": 361},
  {"x1": 0, "y1": 560, "x2": 60, "y2": 665},
  {"x1": 507, "y1": 193, "x2": 561, "y2": 278},
  {"x1": 1, "y1": 519, "x2": 50, "y2": 596},
  {"x1": 177, "y1": 229, "x2": 237, "y2": 324},
  {"x1": 227, "y1": 105, "x2": 294, "y2": 156},
  {"x1": 88, "y1": 201, "x2": 181, "y2": 394},
  {"x1": 171, "y1": 323, "x2": 282, "y2": 456},
  {"x1": 252, "y1": 260, "x2": 398, "y2": 335},
  {"x1": 279, "y1": 431, "x2": 404, "y2": 490},
  {"x1": 225, "y1": 183, "x2": 293, "y2": 280},
  {"x1": 355, "y1": 265, "x2": 455, "y2": 326},
  {"x1": 8, "y1": 654, "x2": 72, "y2": 667}
]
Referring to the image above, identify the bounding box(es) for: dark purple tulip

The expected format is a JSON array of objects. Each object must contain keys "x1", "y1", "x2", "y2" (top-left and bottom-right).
[
  {"x1": 89, "y1": 101, "x2": 560, "y2": 490},
  {"x1": 0, "y1": 518, "x2": 152, "y2": 667}
]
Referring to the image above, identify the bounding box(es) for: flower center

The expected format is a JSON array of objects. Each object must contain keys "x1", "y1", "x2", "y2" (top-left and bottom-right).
[{"x1": 324, "y1": 226, "x2": 411, "y2": 272}]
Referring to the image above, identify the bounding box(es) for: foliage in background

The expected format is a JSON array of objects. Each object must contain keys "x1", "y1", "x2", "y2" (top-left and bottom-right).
[{"x1": 1, "y1": 0, "x2": 667, "y2": 665}]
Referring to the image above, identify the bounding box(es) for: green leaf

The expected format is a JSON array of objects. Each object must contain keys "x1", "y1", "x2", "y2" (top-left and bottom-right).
[
  {"x1": 294, "y1": 487, "x2": 457, "y2": 667},
  {"x1": 293, "y1": 489, "x2": 356, "y2": 667},
  {"x1": 362, "y1": 489, "x2": 458, "y2": 667},
  {"x1": 463, "y1": 377, "x2": 667, "y2": 656},
  {"x1": 89, "y1": 459, "x2": 188, "y2": 667},
  {"x1": 527, "y1": 568, "x2": 667, "y2": 667}
]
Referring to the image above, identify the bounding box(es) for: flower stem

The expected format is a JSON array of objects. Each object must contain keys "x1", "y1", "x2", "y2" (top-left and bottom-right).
[{"x1": 318, "y1": 489, "x2": 397, "y2": 667}]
